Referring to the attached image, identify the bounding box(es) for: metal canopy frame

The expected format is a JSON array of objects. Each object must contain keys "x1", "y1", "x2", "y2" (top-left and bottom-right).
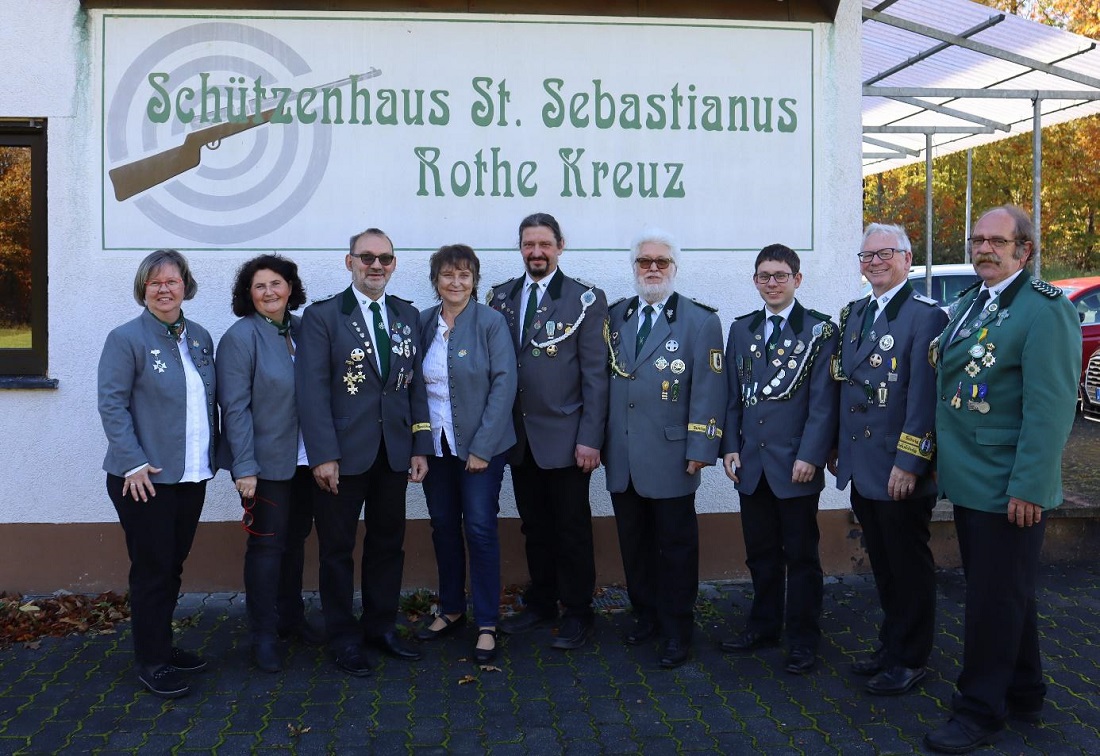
[{"x1": 861, "y1": 0, "x2": 1100, "y2": 277}]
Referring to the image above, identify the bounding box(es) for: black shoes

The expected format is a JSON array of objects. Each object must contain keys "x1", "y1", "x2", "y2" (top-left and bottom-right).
[
  {"x1": 415, "y1": 613, "x2": 467, "y2": 642},
  {"x1": 924, "y1": 717, "x2": 1002, "y2": 754},
  {"x1": 367, "y1": 630, "x2": 422, "y2": 661},
  {"x1": 334, "y1": 645, "x2": 373, "y2": 677},
  {"x1": 623, "y1": 616, "x2": 657, "y2": 646},
  {"x1": 851, "y1": 647, "x2": 887, "y2": 676},
  {"x1": 866, "y1": 665, "x2": 926, "y2": 696},
  {"x1": 474, "y1": 629, "x2": 498, "y2": 664},
  {"x1": 499, "y1": 610, "x2": 556, "y2": 636},
  {"x1": 137, "y1": 664, "x2": 190, "y2": 699},
  {"x1": 550, "y1": 618, "x2": 592, "y2": 650},
  {"x1": 252, "y1": 639, "x2": 281, "y2": 673},
  {"x1": 278, "y1": 620, "x2": 326, "y2": 647},
  {"x1": 659, "y1": 638, "x2": 691, "y2": 669},
  {"x1": 168, "y1": 647, "x2": 207, "y2": 673},
  {"x1": 720, "y1": 630, "x2": 781, "y2": 653},
  {"x1": 784, "y1": 647, "x2": 816, "y2": 675}
]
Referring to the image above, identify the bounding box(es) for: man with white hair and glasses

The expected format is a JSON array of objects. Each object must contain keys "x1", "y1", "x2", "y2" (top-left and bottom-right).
[
  {"x1": 829, "y1": 223, "x2": 947, "y2": 696},
  {"x1": 603, "y1": 229, "x2": 726, "y2": 669}
]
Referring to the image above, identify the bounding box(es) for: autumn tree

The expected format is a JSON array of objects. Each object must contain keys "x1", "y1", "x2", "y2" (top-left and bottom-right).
[{"x1": 0, "y1": 146, "x2": 32, "y2": 326}]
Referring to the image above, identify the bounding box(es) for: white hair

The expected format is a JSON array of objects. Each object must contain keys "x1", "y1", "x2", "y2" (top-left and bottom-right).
[
  {"x1": 862, "y1": 223, "x2": 912, "y2": 253},
  {"x1": 629, "y1": 228, "x2": 681, "y2": 267}
]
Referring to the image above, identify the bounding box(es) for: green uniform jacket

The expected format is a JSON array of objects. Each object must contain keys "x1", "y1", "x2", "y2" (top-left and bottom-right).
[{"x1": 934, "y1": 273, "x2": 1080, "y2": 512}]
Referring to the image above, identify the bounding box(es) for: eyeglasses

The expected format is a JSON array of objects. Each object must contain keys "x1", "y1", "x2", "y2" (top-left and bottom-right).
[
  {"x1": 856, "y1": 248, "x2": 899, "y2": 263},
  {"x1": 349, "y1": 252, "x2": 396, "y2": 266},
  {"x1": 635, "y1": 257, "x2": 674, "y2": 270},
  {"x1": 968, "y1": 237, "x2": 1022, "y2": 251},
  {"x1": 753, "y1": 272, "x2": 792, "y2": 284},
  {"x1": 241, "y1": 495, "x2": 276, "y2": 537},
  {"x1": 146, "y1": 278, "x2": 184, "y2": 291}
]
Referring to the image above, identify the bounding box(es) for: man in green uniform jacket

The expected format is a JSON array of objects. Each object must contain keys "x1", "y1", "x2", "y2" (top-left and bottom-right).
[{"x1": 925, "y1": 206, "x2": 1080, "y2": 754}]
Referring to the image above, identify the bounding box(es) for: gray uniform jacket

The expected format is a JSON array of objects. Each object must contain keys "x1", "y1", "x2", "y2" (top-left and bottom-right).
[
  {"x1": 833, "y1": 283, "x2": 947, "y2": 500},
  {"x1": 418, "y1": 301, "x2": 518, "y2": 462},
  {"x1": 486, "y1": 269, "x2": 609, "y2": 469},
  {"x1": 215, "y1": 312, "x2": 303, "y2": 482},
  {"x1": 721, "y1": 301, "x2": 840, "y2": 499},
  {"x1": 295, "y1": 288, "x2": 433, "y2": 475},
  {"x1": 98, "y1": 309, "x2": 217, "y2": 482},
  {"x1": 604, "y1": 293, "x2": 727, "y2": 499}
]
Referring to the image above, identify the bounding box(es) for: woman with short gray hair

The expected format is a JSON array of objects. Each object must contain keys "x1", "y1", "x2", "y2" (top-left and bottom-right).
[{"x1": 98, "y1": 249, "x2": 216, "y2": 700}]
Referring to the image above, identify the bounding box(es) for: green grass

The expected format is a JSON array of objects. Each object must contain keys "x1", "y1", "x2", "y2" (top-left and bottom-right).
[
  {"x1": 0, "y1": 326, "x2": 31, "y2": 348},
  {"x1": 1042, "y1": 263, "x2": 1100, "y2": 282}
]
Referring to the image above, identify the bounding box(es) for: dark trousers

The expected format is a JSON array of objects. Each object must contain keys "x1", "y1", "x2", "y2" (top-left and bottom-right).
[
  {"x1": 953, "y1": 505, "x2": 1047, "y2": 728},
  {"x1": 243, "y1": 466, "x2": 315, "y2": 641},
  {"x1": 850, "y1": 487, "x2": 936, "y2": 668},
  {"x1": 510, "y1": 445, "x2": 596, "y2": 621},
  {"x1": 611, "y1": 480, "x2": 699, "y2": 644},
  {"x1": 107, "y1": 475, "x2": 205, "y2": 667},
  {"x1": 740, "y1": 474, "x2": 823, "y2": 650},
  {"x1": 422, "y1": 447, "x2": 506, "y2": 628},
  {"x1": 312, "y1": 448, "x2": 408, "y2": 649}
]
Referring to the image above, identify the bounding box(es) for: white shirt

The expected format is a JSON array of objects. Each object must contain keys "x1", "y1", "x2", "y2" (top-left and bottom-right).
[
  {"x1": 866, "y1": 279, "x2": 909, "y2": 324},
  {"x1": 951, "y1": 269, "x2": 1025, "y2": 341},
  {"x1": 764, "y1": 301, "x2": 796, "y2": 342},
  {"x1": 423, "y1": 313, "x2": 455, "y2": 456},
  {"x1": 354, "y1": 290, "x2": 391, "y2": 375},
  {"x1": 637, "y1": 295, "x2": 671, "y2": 334},
  {"x1": 519, "y1": 270, "x2": 556, "y2": 339},
  {"x1": 177, "y1": 327, "x2": 213, "y2": 482},
  {"x1": 291, "y1": 335, "x2": 308, "y2": 466}
]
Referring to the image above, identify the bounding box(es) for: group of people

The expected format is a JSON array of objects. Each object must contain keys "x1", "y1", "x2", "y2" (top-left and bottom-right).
[{"x1": 98, "y1": 206, "x2": 1079, "y2": 755}]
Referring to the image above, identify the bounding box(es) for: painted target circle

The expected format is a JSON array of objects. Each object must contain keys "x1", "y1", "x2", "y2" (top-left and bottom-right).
[{"x1": 106, "y1": 21, "x2": 332, "y2": 245}]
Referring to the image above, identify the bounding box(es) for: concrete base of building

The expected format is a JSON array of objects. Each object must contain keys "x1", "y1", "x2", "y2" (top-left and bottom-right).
[{"x1": 3, "y1": 507, "x2": 1100, "y2": 594}]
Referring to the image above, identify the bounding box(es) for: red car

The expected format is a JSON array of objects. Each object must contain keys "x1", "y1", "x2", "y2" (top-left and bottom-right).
[{"x1": 1051, "y1": 277, "x2": 1100, "y2": 414}]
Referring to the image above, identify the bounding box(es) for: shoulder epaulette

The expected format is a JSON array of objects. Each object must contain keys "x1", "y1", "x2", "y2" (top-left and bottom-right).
[
  {"x1": 608, "y1": 296, "x2": 629, "y2": 309},
  {"x1": 690, "y1": 297, "x2": 718, "y2": 313},
  {"x1": 806, "y1": 308, "x2": 834, "y2": 323},
  {"x1": 734, "y1": 311, "x2": 757, "y2": 321},
  {"x1": 574, "y1": 277, "x2": 598, "y2": 289},
  {"x1": 1032, "y1": 279, "x2": 1063, "y2": 298},
  {"x1": 913, "y1": 293, "x2": 939, "y2": 306},
  {"x1": 312, "y1": 291, "x2": 340, "y2": 303}
]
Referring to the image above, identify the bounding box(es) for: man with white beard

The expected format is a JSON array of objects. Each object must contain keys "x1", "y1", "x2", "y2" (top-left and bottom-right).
[{"x1": 602, "y1": 229, "x2": 727, "y2": 669}]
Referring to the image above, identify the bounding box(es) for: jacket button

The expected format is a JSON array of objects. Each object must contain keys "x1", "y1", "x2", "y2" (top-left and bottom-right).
[
  {"x1": 758, "y1": 419, "x2": 764, "y2": 424},
  {"x1": 628, "y1": 403, "x2": 635, "y2": 409},
  {"x1": 851, "y1": 435, "x2": 857, "y2": 441},
  {"x1": 760, "y1": 442, "x2": 765, "y2": 447}
]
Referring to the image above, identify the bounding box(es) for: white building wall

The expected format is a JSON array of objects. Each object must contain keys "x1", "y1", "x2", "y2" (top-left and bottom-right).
[{"x1": 0, "y1": 1, "x2": 862, "y2": 528}]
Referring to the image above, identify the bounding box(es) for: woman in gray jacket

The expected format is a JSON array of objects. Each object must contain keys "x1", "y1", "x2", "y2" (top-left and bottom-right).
[
  {"x1": 98, "y1": 250, "x2": 216, "y2": 699},
  {"x1": 416, "y1": 245, "x2": 517, "y2": 663},
  {"x1": 216, "y1": 254, "x2": 320, "y2": 673}
]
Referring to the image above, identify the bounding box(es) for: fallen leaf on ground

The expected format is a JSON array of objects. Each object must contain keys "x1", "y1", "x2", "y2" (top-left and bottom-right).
[{"x1": 457, "y1": 674, "x2": 477, "y2": 685}]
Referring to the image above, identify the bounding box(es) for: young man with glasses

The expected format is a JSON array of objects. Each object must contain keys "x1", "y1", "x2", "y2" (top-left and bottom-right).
[
  {"x1": 719, "y1": 244, "x2": 839, "y2": 675},
  {"x1": 828, "y1": 223, "x2": 947, "y2": 696},
  {"x1": 487, "y1": 213, "x2": 609, "y2": 650},
  {"x1": 925, "y1": 206, "x2": 1080, "y2": 753},
  {"x1": 295, "y1": 228, "x2": 432, "y2": 676},
  {"x1": 602, "y1": 229, "x2": 726, "y2": 668}
]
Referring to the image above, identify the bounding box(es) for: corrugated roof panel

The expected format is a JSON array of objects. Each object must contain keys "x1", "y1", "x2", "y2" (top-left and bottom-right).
[{"x1": 862, "y1": 0, "x2": 1100, "y2": 174}]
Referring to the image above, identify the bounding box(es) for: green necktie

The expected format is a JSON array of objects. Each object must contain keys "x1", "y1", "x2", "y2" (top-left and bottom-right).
[
  {"x1": 370, "y1": 300, "x2": 390, "y2": 378},
  {"x1": 766, "y1": 314, "x2": 784, "y2": 352},
  {"x1": 636, "y1": 304, "x2": 655, "y2": 356},
  {"x1": 522, "y1": 282, "x2": 539, "y2": 335},
  {"x1": 859, "y1": 299, "x2": 879, "y2": 346}
]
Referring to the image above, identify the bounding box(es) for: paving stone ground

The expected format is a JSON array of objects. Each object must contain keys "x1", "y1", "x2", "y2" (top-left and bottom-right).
[{"x1": 2, "y1": 563, "x2": 1099, "y2": 754}]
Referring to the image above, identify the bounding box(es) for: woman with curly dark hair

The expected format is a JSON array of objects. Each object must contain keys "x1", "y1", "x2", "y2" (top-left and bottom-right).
[{"x1": 216, "y1": 254, "x2": 322, "y2": 672}]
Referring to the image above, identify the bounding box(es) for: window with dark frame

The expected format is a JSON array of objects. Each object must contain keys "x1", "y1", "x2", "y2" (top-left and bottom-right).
[{"x1": 0, "y1": 121, "x2": 48, "y2": 381}]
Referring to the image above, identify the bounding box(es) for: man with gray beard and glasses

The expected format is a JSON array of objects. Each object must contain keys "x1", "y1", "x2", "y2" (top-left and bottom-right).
[{"x1": 602, "y1": 229, "x2": 726, "y2": 669}]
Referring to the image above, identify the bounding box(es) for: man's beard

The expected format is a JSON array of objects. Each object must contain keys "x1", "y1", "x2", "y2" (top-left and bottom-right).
[{"x1": 634, "y1": 275, "x2": 674, "y2": 303}]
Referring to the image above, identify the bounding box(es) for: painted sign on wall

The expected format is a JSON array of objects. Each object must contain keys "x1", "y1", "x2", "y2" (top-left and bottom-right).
[{"x1": 99, "y1": 13, "x2": 814, "y2": 252}]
